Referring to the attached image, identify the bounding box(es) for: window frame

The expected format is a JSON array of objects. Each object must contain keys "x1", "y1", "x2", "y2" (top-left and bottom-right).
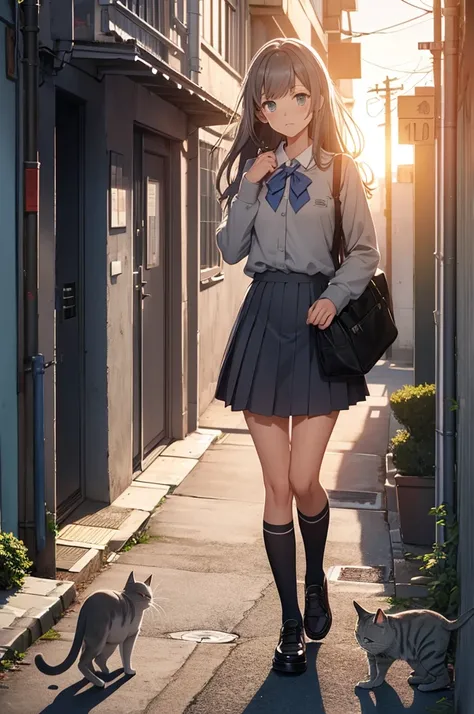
[{"x1": 199, "y1": 141, "x2": 225, "y2": 284}]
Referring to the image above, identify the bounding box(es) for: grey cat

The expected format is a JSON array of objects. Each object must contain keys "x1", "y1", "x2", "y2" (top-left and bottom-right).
[
  {"x1": 354, "y1": 600, "x2": 474, "y2": 692},
  {"x1": 35, "y1": 572, "x2": 153, "y2": 688}
]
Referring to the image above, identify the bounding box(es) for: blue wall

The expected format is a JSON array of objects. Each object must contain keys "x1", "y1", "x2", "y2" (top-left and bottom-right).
[{"x1": 0, "y1": 1, "x2": 19, "y2": 535}]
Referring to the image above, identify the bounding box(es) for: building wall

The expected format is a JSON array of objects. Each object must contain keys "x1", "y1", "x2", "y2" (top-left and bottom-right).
[
  {"x1": 0, "y1": 2, "x2": 18, "y2": 534},
  {"x1": 103, "y1": 76, "x2": 189, "y2": 499},
  {"x1": 197, "y1": 22, "x2": 251, "y2": 416},
  {"x1": 454, "y1": 2, "x2": 474, "y2": 708},
  {"x1": 370, "y1": 178, "x2": 414, "y2": 363},
  {"x1": 38, "y1": 61, "x2": 108, "y2": 514}
]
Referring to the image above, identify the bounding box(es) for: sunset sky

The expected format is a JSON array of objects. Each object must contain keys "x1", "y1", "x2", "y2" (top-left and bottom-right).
[{"x1": 348, "y1": 0, "x2": 434, "y2": 176}]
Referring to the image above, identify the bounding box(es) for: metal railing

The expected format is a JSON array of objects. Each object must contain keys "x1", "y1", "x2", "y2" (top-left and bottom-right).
[{"x1": 74, "y1": 0, "x2": 188, "y2": 70}]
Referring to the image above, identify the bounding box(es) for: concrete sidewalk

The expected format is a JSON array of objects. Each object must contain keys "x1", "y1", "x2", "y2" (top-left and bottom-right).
[{"x1": 0, "y1": 361, "x2": 452, "y2": 713}]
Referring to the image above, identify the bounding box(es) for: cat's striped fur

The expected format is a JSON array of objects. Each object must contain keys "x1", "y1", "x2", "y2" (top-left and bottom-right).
[
  {"x1": 35, "y1": 572, "x2": 153, "y2": 688},
  {"x1": 354, "y1": 600, "x2": 474, "y2": 692}
]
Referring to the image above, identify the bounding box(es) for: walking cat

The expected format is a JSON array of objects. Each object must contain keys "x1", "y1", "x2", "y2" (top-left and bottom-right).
[
  {"x1": 35, "y1": 571, "x2": 153, "y2": 688},
  {"x1": 354, "y1": 600, "x2": 474, "y2": 692}
]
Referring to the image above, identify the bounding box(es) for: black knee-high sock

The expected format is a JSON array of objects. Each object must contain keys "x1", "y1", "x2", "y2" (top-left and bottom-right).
[
  {"x1": 263, "y1": 521, "x2": 302, "y2": 625},
  {"x1": 297, "y1": 501, "x2": 330, "y2": 587}
]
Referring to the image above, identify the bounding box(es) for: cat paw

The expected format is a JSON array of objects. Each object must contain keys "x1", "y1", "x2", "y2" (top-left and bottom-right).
[
  {"x1": 124, "y1": 668, "x2": 136, "y2": 676},
  {"x1": 94, "y1": 679, "x2": 106, "y2": 689},
  {"x1": 418, "y1": 677, "x2": 451, "y2": 693}
]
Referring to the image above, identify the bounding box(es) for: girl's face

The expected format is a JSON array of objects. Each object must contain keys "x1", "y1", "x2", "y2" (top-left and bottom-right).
[{"x1": 258, "y1": 79, "x2": 314, "y2": 138}]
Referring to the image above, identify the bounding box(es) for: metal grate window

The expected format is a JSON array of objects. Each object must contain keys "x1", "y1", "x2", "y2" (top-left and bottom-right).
[
  {"x1": 125, "y1": 0, "x2": 167, "y2": 32},
  {"x1": 200, "y1": 141, "x2": 224, "y2": 281}
]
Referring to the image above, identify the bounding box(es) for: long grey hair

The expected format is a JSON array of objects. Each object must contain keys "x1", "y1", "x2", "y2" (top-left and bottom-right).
[{"x1": 215, "y1": 38, "x2": 371, "y2": 205}]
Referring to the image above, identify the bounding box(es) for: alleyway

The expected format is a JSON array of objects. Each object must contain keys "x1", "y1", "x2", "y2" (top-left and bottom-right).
[{"x1": 1, "y1": 361, "x2": 450, "y2": 714}]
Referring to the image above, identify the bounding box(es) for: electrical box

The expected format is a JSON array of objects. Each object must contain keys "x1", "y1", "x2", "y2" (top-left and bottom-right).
[{"x1": 328, "y1": 42, "x2": 361, "y2": 80}]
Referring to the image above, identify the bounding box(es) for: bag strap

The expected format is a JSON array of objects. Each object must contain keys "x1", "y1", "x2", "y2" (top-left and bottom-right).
[{"x1": 331, "y1": 153, "x2": 344, "y2": 271}]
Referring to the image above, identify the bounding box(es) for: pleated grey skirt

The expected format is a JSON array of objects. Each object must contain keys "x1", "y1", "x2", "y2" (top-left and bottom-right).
[{"x1": 215, "y1": 270, "x2": 369, "y2": 418}]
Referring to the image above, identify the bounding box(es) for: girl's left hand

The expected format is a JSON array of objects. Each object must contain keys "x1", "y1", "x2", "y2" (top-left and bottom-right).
[{"x1": 307, "y1": 298, "x2": 337, "y2": 329}]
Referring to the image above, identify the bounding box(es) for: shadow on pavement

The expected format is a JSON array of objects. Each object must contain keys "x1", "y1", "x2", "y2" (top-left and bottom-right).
[
  {"x1": 241, "y1": 644, "x2": 326, "y2": 714},
  {"x1": 38, "y1": 669, "x2": 132, "y2": 714},
  {"x1": 356, "y1": 683, "x2": 454, "y2": 712}
]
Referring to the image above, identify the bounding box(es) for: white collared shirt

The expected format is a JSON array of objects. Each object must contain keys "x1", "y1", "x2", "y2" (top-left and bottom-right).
[{"x1": 216, "y1": 142, "x2": 380, "y2": 314}]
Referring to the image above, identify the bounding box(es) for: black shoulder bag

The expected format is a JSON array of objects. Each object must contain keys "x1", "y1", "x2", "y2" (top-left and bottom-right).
[{"x1": 315, "y1": 154, "x2": 398, "y2": 380}]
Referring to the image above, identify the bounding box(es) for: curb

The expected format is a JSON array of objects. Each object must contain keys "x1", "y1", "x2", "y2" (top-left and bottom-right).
[
  {"x1": 0, "y1": 578, "x2": 76, "y2": 661},
  {"x1": 384, "y1": 452, "x2": 429, "y2": 601},
  {"x1": 0, "y1": 427, "x2": 222, "y2": 662},
  {"x1": 55, "y1": 427, "x2": 222, "y2": 587}
]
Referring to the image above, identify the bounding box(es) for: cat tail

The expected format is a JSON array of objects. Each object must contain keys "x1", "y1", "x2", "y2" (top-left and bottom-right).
[
  {"x1": 445, "y1": 608, "x2": 474, "y2": 632},
  {"x1": 34, "y1": 609, "x2": 86, "y2": 675}
]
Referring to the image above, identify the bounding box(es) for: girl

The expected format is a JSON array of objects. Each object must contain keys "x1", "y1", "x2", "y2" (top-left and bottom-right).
[{"x1": 214, "y1": 38, "x2": 380, "y2": 675}]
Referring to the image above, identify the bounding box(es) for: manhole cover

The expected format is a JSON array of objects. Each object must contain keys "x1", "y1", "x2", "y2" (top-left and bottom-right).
[
  {"x1": 338, "y1": 566, "x2": 387, "y2": 584},
  {"x1": 168, "y1": 630, "x2": 238, "y2": 644}
]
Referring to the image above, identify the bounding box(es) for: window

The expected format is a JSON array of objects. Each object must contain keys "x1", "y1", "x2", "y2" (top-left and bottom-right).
[
  {"x1": 223, "y1": 0, "x2": 238, "y2": 69},
  {"x1": 201, "y1": 0, "x2": 241, "y2": 73},
  {"x1": 200, "y1": 142, "x2": 224, "y2": 281}
]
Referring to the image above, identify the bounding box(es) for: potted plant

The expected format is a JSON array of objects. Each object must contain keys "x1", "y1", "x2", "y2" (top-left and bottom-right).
[
  {"x1": 0, "y1": 532, "x2": 32, "y2": 591},
  {"x1": 390, "y1": 383, "x2": 436, "y2": 547}
]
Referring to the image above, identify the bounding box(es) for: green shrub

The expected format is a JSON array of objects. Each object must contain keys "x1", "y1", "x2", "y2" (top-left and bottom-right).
[
  {"x1": 391, "y1": 429, "x2": 435, "y2": 477},
  {"x1": 0, "y1": 532, "x2": 32, "y2": 590},
  {"x1": 390, "y1": 383, "x2": 435, "y2": 440}
]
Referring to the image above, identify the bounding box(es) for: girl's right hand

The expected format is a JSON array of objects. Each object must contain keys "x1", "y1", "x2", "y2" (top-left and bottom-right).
[{"x1": 245, "y1": 151, "x2": 277, "y2": 184}]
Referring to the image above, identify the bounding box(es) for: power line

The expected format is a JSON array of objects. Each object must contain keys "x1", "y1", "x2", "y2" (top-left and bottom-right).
[
  {"x1": 400, "y1": 0, "x2": 432, "y2": 11},
  {"x1": 341, "y1": 11, "x2": 430, "y2": 37},
  {"x1": 363, "y1": 58, "x2": 432, "y2": 75}
]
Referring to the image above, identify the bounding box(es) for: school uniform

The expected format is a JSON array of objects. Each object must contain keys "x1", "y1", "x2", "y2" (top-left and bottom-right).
[{"x1": 215, "y1": 142, "x2": 380, "y2": 418}]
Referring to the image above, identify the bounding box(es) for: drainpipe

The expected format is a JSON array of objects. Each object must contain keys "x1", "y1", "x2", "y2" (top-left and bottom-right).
[
  {"x1": 187, "y1": 0, "x2": 201, "y2": 83},
  {"x1": 433, "y1": 0, "x2": 444, "y2": 542},
  {"x1": 20, "y1": 0, "x2": 45, "y2": 554},
  {"x1": 441, "y1": 0, "x2": 459, "y2": 526}
]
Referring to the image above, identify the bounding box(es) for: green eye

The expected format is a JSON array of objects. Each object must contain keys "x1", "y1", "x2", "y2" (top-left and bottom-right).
[
  {"x1": 295, "y1": 93, "x2": 308, "y2": 106},
  {"x1": 263, "y1": 100, "x2": 277, "y2": 113}
]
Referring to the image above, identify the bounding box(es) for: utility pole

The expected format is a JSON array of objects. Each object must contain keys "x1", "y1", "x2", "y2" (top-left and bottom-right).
[{"x1": 368, "y1": 77, "x2": 403, "y2": 358}]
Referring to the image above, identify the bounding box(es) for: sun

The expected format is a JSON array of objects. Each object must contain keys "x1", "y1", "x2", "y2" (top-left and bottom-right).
[{"x1": 353, "y1": 110, "x2": 415, "y2": 179}]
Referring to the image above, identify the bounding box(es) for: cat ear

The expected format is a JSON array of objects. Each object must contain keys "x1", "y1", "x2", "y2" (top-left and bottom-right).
[
  {"x1": 144, "y1": 575, "x2": 153, "y2": 586},
  {"x1": 353, "y1": 601, "x2": 371, "y2": 619},
  {"x1": 374, "y1": 608, "x2": 387, "y2": 625},
  {"x1": 126, "y1": 571, "x2": 136, "y2": 587}
]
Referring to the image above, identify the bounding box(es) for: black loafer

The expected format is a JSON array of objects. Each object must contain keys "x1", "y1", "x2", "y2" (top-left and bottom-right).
[
  {"x1": 304, "y1": 577, "x2": 332, "y2": 641},
  {"x1": 272, "y1": 619, "x2": 307, "y2": 674}
]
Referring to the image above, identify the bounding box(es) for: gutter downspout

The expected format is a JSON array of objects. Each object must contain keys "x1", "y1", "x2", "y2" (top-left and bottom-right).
[
  {"x1": 20, "y1": 0, "x2": 45, "y2": 555},
  {"x1": 187, "y1": 0, "x2": 201, "y2": 83},
  {"x1": 441, "y1": 0, "x2": 459, "y2": 526},
  {"x1": 433, "y1": 0, "x2": 444, "y2": 542}
]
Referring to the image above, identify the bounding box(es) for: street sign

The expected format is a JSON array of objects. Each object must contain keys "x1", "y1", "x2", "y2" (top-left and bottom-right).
[
  {"x1": 398, "y1": 95, "x2": 434, "y2": 119},
  {"x1": 398, "y1": 93, "x2": 435, "y2": 145},
  {"x1": 398, "y1": 118, "x2": 435, "y2": 145}
]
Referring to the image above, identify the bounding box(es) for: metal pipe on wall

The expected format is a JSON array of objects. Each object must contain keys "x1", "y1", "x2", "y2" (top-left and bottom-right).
[
  {"x1": 441, "y1": 0, "x2": 460, "y2": 521},
  {"x1": 187, "y1": 0, "x2": 201, "y2": 83},
  {"x1": 20, "y1": 0, "x2": 43, "y2": 556},
  {"x1": 433, "y1": 0, "x2": 444, "y2": 542}
]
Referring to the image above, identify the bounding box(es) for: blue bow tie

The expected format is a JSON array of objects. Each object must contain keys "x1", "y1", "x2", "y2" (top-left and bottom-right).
[{"x1": 265, "y1": 161, "x2": 312, "y2": 214}]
